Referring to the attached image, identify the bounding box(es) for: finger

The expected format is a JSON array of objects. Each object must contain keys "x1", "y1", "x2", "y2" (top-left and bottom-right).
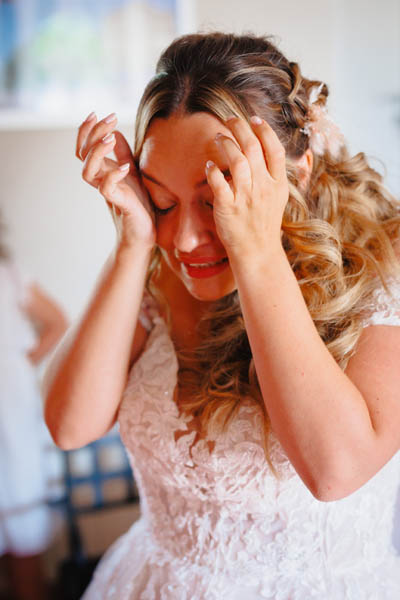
[
  {"x1": 250, "y1": 116, "x2": 286, "y2": 181},
  {"x1": 76, "y1": 111, "x2": 97, "y2": 160},
  {"x1": 224, "y1": 116, "x2": 267, "y2": 182},
  {"x1": 98, "y1": 163, "x2": 131, "y2": 210},
  {"x1": 80, "y1": 112, "x2": 118, "y2": 162},
  {"x1": 82, "y1": 133, "x2": 117, "y2": 186},
  {"x1": 205, "y1": 160, "x2": 233, "y2": 203},
  {"x1": 214, "y1": 134, "x2": 252, "y2": 195},
  {"x1": 114, "y1": 131, "x2": 135, "y2": 169}
]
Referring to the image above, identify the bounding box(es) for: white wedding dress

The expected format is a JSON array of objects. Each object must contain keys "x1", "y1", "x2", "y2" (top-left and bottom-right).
[{"x1": 82, "y1": 283, "x2": 400, "y2": 599}]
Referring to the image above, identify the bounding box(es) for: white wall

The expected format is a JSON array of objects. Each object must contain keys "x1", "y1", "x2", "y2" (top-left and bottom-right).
[
  {"x1": 332, "y1": 0, "x2": 400, "y2": 194},
  {"x1": 197, "y1": 0, "x2": 400, "y2": 194},
  {"x1": 197, "y1": 0, "x2": 336, "y2": 84},
  {"x1": 0, "y1": 126, "x2": 121, "y2": 320}
]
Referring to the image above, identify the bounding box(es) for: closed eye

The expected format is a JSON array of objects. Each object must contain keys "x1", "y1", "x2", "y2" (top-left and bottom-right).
[
  {"x1": 153, "y1": 204, "x2": 175, "y2": 215},
  {"x1": 148, "y1": 194, "x2": 175, "y2": 215}
]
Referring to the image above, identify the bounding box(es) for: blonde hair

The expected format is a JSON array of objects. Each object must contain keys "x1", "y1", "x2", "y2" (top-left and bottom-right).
[{"x1": 134, "y1": 33, "x2": 400, "y2": 453}]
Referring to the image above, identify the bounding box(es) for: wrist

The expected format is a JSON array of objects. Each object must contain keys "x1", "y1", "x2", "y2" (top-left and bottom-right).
[
  {"x1": 114, "y1": 240, "x2": 154, "y2": 267},
  {"x1": 227, "y1": 238, "x2": 286, "y2": 273}
]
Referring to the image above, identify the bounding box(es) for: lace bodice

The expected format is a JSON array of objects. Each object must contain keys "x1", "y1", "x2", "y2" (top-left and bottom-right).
[{"x1": 83, "y1": 282, "x2": 400, "y2": 599}]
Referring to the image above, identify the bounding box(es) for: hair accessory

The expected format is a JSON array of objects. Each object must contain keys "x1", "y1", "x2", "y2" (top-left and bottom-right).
[{"x1": 302, "y1": 83, "x2": 345, "y2": 159}]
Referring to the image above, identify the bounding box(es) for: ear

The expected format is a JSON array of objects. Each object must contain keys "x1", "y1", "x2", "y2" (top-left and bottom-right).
[{"x1": 296, "y1": 148, "x2": 313, "y2": 188}]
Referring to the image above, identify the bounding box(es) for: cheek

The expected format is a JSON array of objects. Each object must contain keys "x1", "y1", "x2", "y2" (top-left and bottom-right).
[{"x1": 155, "y1": 219, "x2": 173, "y2": 251}]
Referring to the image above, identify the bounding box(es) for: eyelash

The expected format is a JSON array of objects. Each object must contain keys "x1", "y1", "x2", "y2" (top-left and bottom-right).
[
  {"x1": 148, "y1": 196, "x2": 174, "y2": 215},
  {"x1": 151, "y1": 199, "x2": 213, "y2": 215},
  {"x1": 147, "y1": 172, "x2": 230, "y2": 215},
  {"x1": 153, "y1": 204, "x2": 174, "y2": 215}
]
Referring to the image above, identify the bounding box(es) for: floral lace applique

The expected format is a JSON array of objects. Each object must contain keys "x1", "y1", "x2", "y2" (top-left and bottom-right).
[{"x1": 362, "y1": 278, "x2": 400, "y2": 327}]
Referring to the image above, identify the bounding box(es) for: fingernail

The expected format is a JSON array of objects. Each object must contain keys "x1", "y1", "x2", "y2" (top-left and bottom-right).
[
  {"x1": 102, "y1": 133, "x2": 115, "y2": 144},
  {"x1": 215, "y1": 133, "x2": 223, "y2": 142},
  {"x1": 119, "y1": 163, "x2": 130, "y2": 171},
  {"x1": 250, "y1": 115, "x2": 263, "y2": 125},
  {"x1": 225, "y1": 115, "x2": 236, "y2": 122},
  {"x1": 85, "y1": 111, "x2": 96, "y2": 122},
  {"x1": 206, "y1": 160, "x2": 215, "y2": 169},
  {"x1": 104, "y1": 112, "x2": 117, "y2": 123}
]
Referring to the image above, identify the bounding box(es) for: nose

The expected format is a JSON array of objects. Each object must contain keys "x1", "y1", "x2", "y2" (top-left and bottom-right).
[{"x1": 173, "y1": 205, "x2": 214, "y2": 253}]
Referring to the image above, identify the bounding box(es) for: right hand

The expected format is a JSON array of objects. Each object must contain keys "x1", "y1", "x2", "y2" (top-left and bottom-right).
[{"x1": 76, "y1": 112, "x2": 156, "y2": 250}]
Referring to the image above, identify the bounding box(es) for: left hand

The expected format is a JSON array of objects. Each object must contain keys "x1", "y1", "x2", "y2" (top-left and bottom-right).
[{"x1": 205, "y1": 116, "x2": 289, "y2": 259}]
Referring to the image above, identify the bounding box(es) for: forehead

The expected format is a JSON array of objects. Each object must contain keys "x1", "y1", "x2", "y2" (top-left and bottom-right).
[{"x1": 139, "y1": 113, "x2": 234, "y2": 177}]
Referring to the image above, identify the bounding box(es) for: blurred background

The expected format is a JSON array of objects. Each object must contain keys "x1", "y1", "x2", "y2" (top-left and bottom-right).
[{"x1": 0, "y1": 0, "x2": 399, "y2": 597}]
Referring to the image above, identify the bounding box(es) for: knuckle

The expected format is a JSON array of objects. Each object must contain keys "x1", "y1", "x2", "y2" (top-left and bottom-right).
[
  {"x1": 232, "y1": 155, "x2": 247, "y2": 170},
  {"x1": 98, "y1": 181, "x2": 108, "y2": 196},
  {"x1": 81, "y1": 166, "x2": 90, "y2": 182},
  {"x1": 99, "y1": 176, "x2": 115, "y2": 198},
  {"x1": 104, "y1": 169, "x2": 117, "y2": 184},
  {"x1": 243, "y1": 139, "x2": 259, "y2": 155},
  {"x1": 214, "y1": 181, "x2": 225, "y2": 194}
]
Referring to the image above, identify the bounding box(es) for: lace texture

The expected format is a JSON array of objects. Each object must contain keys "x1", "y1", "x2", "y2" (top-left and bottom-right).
[
  {"x1": 83, "y1": 290, "x2": 400, "y2": 600},
  {"x1": 362, "y1": 279, "x2": 400, "y2": 327}
]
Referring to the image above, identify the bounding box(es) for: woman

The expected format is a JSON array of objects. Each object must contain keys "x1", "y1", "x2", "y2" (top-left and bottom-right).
[
  {"x1": 0, "y1": 215, "x2": 68, "y2": 600},
  {"x1": 45, "y1": 33, "x2": 400, "y2": 598}
]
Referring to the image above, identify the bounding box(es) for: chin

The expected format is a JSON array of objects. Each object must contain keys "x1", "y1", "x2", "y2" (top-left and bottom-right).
[
  {"x1": 160, "y1": 252, "x2": 237, "y2": 301},
  {"x1": 182, "y1": 276, "x2": 237, "y2": 302}
]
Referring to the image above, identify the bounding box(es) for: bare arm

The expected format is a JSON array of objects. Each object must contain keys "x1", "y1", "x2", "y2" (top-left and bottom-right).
[
  {"x1": 45, "y1": 112, "x2": 156, "y2": 450},
  {"x1": 44, "y1": 244, "x2": 151, "y2": 450},
  {"x1": 233, "y1": 248, "x2": 400, "y2": 501},
  {"x1": 24, "y1": 283, "x2": 68, "y2": 365}
]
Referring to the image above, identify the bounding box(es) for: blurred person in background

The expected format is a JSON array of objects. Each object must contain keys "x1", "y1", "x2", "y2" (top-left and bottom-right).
[
  {"x1": 0, "y1": 212, "x2": 68, "y2": 600},
  {"x1": 46, "y1": 32, "x2": 400, "y2": 599}
]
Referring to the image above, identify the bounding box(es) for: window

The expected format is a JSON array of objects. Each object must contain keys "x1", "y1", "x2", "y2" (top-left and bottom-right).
[{"x1": 0, "y1": 0, "x2": 195, "y2": 127}]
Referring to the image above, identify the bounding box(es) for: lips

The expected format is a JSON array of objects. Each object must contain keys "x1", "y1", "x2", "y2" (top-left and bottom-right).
[{"x1": 180, "y1": 256, "x2": 229, "y2": 279}]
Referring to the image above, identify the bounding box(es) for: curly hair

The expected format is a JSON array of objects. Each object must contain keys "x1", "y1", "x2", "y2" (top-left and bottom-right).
[{"x1": 134, "y1": 32, "x2": 400, "y2": 454}]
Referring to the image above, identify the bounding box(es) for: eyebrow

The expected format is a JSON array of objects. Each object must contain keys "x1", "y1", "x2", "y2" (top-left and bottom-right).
[{"x1": 141, "y1": 169, "x2": 231, "y2": 191}]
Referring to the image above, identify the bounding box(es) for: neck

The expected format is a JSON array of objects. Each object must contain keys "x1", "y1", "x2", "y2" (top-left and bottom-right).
[{"x1": 153, "y1": 258, "x2": 210, "y2": 351}]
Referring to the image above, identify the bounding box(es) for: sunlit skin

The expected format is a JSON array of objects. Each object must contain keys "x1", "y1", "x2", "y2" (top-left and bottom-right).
[{"x1": 139, "y1": 113, "x2": 239, "y2": 303}]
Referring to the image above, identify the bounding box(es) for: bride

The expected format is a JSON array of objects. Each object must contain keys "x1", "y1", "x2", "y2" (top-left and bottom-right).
[{"x1": 45, "y1": 32, "x2": 400, "y2": 598}]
